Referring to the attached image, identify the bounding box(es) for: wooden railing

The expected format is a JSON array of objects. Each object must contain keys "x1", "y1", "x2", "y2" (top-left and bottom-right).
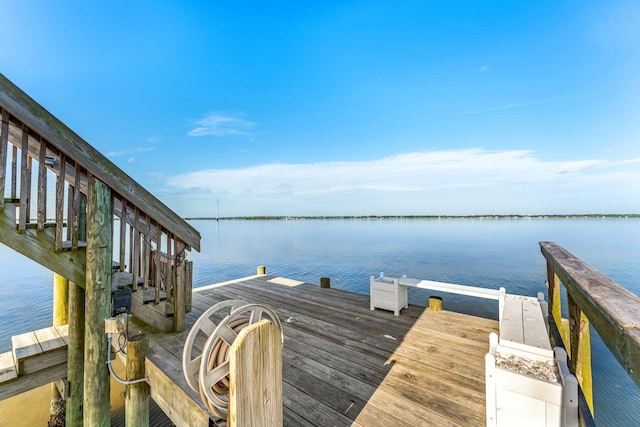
[
  {"x1": 0, "y1": 73, "x2": 200, "y2": 331},
  {"x1": 540, "y1": 242, "x2": 640, "y2": 424}
]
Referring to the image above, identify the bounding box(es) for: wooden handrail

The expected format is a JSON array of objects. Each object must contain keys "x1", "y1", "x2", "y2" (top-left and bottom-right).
[
  {"x1": 540, "y1": 242, "x2": 640, "y2": 417},
  {"x1": 0, "y1": 73, "x2": 200, "y2": 252},
  {"x1": 1, "y1": 74, "x2": 199, "y2": 331}
]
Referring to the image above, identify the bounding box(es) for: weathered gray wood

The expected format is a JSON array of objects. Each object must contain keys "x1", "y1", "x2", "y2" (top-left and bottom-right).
[
  {"x1": 142, "y1": 214, "x2": 151, "y2": 290},
  {"x1": 132, "y1": 208, "x2": 140, "y2": 291},
  {"x1": 167, "y1": 233, "x2": 173, "y2": 304},
  {"x1": 185, "y1": 260, "x2": 193, "y2": 312},
  {"x1": 54, "y1": 153, "x2": 65, "y2": 252},
  {"x1": 125, "y1": 334, "x2": 149, "y2": 427},
  {"x1": 0, "y1": 108, "x2": 8, "y2": 207},
  {"x1": 0, "y1": 202, "x2": 85, "y2": 284},
  {"x1": 155, "y1": 226, "x2": 162, "y2": 304},
  {"x1": 145, "y1": 345, "x2": 211, "y2": 427},
  {"x1": 128, "y1": 219, "x2": 134, "y2": 271},
  {"x1": 0, "y1": 73, "x2": 200, "y2": 251},
  {"x1": 18, "y1": 126, "x2": 29, "y2": 233},
  {"x1": 26, "y1": 157, "x2": 32, "y2": 224},
  {"x1": 84, "y1": 176, "x2": 112, "y2": 426},
  {"x1": 54, "y1": 324, "x2": 69, "y2": 345},
  {"x1": 66, "y1": 181, "x2": 73, "y2": 241},
  {"x1": 71, "y1": 163, "x2": 81, "y2": 250},
  {"x1": 78, "y1": 192, "x2": 87, "y2": 240},
  {"x1": 0, "y1": 361, "x2": 67, "y2": 401},
  {"x1": 37, "y1": 138, "x2": 47, "y2": 230},
  {"x1": 67, "y1": 280, "x2": 85, "y2": 427},
  {"x1": 10, "y1": 145, "x2": 17, "y2": 198},
  {"x1": 148, "y1": 276, "x2": 496, "y2": 426},
  {"x1": 130, "y1": 290, "x2": 173, "y2": 333},
  {"x1": 229, "y1": 320, "x2": 283, "y2": 427},
  {"x1": 540, "y1": 241, "x2": 640, "y2": 390},
  {"x1": 34, "y1": 326, "x2": 66, "y2": 353},
  {"x1": 18, "y1": 327, "x2": 68, "y2": 377},
  {"x1": 12, "y1": 331, "x2": 42, "y2": 375},
  {"x1": 0, "y1": 351, "x2": 17, "y2": 383},
  {"x1": 120, "y1": 199, "x2": 127, "y2": 271},
  {"x1": 173, "y1": 249, "x2": 186, "y2": 332}
]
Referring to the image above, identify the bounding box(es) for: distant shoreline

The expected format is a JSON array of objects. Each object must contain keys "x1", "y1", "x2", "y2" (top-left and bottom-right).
[{"x1": 185, "y1": 214, "x2": 640, "y2": 221}]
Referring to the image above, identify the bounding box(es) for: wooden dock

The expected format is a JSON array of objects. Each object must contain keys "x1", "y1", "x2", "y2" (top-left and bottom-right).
[{"x1": 145, "y1": 274, "x2": 498, "y2": 426}]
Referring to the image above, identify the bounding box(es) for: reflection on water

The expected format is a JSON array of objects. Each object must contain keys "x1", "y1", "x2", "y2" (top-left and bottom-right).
[{"x1": 0, "y1": 218, "x2": 638, "y2": 426}]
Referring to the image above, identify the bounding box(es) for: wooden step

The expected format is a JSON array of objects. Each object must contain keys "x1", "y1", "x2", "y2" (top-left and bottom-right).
[
  {"x1": 60, "y1": 240, "x2": 87, "y2": 251},
  {"x1": 12, "y1": 326, "x2": 68, "y2": 376},
  {"x1": 0, "y1": 351, "x2": 17, "y2": 384},
  {"x1": 26, "y1": 222, "x2": 58, "y2": 230},
  {"x1": 131, "y1": 289, "x2": 174, "y2": 333},
  {"x1": 112, "y1": 271, "x2": 146, "y2": 290}
]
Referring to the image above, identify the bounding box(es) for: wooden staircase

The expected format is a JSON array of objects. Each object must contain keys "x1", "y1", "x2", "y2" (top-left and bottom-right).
[{"x1": 0, "y1": 73, "x2": 201, "y2": 332}]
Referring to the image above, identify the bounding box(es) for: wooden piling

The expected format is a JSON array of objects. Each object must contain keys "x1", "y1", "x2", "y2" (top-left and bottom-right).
[
  {"x1": 429, "y1": 296, "x2": 443, "y2": 311},
  {"x1": 125, "y1": 334, "x2": 149, "y2": 427},
  {"x1": 84, "y1": 176, "x2": 112, "y2": 427},
  {"x1": 320, "y1": 277, "x2": 330, "y2": 288},
  {"x1": 173, "y1": 251, "x2": 186, "y2": 333},
  {"x1": 228, "y1": 320, "x2": 282, "y2": 427},
  {"x1": 66, "y1": 280, "x2": 85, "y2": 427},
  {"x1": 53, "y1": 274, "x2": 69, "y2": 326},
  {"x1": 51, "y1": 273, "x2": 68, "y2": 401},
  {"x1": 68, "y1": 195, "x2": 86, "y2": 426},
  {"x1": 257, "y1": 265, "x2": 266, "y2": 275}
]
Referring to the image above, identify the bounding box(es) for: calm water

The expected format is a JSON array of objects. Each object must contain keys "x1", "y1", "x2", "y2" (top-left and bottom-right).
[{"x1": 1, "y1": 218, "x2": 639, "y2": 425}]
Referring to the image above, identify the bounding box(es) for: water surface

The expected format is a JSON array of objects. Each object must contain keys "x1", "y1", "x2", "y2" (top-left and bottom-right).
[{"x1": 1, "y1": 218, "x2": 638, "y2": 425}]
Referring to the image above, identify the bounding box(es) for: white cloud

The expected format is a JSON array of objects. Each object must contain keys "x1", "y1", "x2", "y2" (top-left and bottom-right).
[
  {"x1": 558, "y1": 160, "x2": 607, "y2": 174},
  {"x1": 187, "y1": 113, "x2": 256, "y2": 137},
  {"x1": 163, "y1": 149, "x2": 640, "y2": 216}
]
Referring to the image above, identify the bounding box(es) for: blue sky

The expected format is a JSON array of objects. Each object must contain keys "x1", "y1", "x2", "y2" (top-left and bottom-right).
[{"x1": 2, "y1": 1, "x2": 639, "y2": 216}]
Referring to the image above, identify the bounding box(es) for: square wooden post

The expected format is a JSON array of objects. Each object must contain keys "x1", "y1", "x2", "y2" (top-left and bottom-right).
[
  {"x1": 125, "y1": 334, "x2": 149, "y2": 426},
  {"x1": 84, "y1": 176, "x2": 112, "y2": 426},
  {"x1": 228, "y1": 320, "x2": 282, "y2": 427}
]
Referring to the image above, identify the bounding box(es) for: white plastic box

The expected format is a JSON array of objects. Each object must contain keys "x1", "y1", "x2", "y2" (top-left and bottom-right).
[
  {"x1": 369, "y1": 273, "x2": 408, "y2": 316},
  {"x1": 486, "y1": 333, "x2": 578, "y2": 427}
]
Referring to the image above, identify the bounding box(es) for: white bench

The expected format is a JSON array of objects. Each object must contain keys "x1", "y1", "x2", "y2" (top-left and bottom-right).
[
  {"x1": 487, "y1": 294, "x2": 578, "y2": 427},
  {"x1": 369, "y1": 273, "x2": 505, "y2": 316}
]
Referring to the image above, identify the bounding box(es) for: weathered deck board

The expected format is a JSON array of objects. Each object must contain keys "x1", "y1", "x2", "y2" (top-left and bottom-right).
[
  {"x1": 144, "y1": 275, "x2": 498, "y2": 426},
  {"x1": 0, "y1": 352, "x2": 17, "y2": 383}
]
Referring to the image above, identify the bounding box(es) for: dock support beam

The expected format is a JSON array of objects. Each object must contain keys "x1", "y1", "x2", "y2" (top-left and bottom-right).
[
  {"x1": 50, "y1": 273, "x2": 69, "y2": 425},
  {"x1": 84, "y1": 176, "x2": 112, "y2": 427},
  {"x1": 53, "y1": 273, "x2": 69, "y2": 326},
  {"x1": 67, "y1": 194, "x2": 86, "y2": 426},
  {"x1": 67, "y1": 280, "x2": 85, "y2": 426},
  {"x1": 125, "y1": 334, "x2": 149, "y2": 427}
]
